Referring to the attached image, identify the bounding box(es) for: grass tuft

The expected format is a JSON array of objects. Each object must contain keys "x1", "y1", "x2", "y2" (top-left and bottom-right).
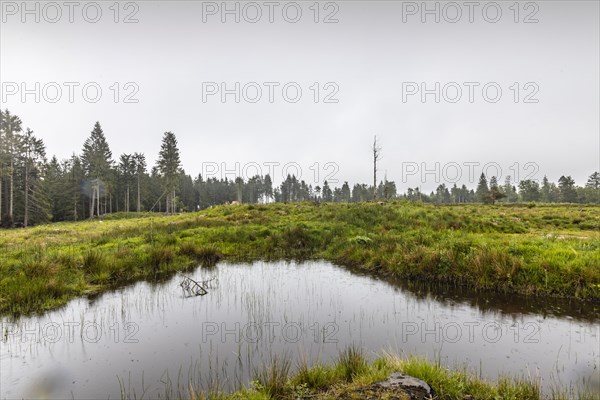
[
  {"x1": 149, "y1": 246, "x2": 175, "y2": 270},
  {"x1": 252, "y1": 354, "x2": 292, "y2": 399},
  {"x1": 337, "y1": 345, "x2": 368, "y2": 382}
]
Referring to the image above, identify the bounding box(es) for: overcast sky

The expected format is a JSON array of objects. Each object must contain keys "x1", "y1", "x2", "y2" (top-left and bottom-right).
[{"x1": 1, "y1": 0, "x2": 598, "y2": 191}]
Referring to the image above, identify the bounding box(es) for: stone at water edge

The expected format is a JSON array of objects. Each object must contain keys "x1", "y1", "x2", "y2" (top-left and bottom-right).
[{"x1": 374, "y1": 372, "x2": 434, "y2": 400}]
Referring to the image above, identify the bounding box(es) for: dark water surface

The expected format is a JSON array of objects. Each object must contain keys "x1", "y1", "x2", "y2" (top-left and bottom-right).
[{"x1": 1, "y1": 261, "x2": 598, "y2": 399}]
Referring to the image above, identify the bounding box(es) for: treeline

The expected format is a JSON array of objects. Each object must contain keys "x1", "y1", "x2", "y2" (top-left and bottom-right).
[
  {"x1": 0, "y1": 109, "x2": 598, "y2": 227},
  {"x1": 411, "y1": 172, "x2": 599, "y2": 205}
]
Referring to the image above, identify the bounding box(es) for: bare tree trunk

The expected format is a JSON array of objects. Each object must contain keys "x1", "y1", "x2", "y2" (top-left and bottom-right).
[
  {"x1": 373, "y1": 141, "x2": 376, "y2": 200},
  {"x1": 90, "y1": 180, "x2": 98, "y2": 218},
  {"x1": 137, "y1": 175, "x2": 141, "y2": 212},
  {"x1": 0, "y1": 177, "x2": 3, "y2": 224},
  {"x1": 90, "y1": 189, "x2": 94, "y2": 219},
  {"x1": 372, "y1": 136, "x2": 381, "y2": 201},
  {"x1": 24, "y1": 163, "x2": 29, "y2": 227},
  {"x1": 9, "y1": 157, "x2": 14, "y2": 224},
  {"x1": 96, "y1": 184, "x2": 100, "y2": 217}
]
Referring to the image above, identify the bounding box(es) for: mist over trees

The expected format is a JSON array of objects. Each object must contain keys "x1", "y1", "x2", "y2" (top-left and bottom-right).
[{"x1": 0, "y1": 110, "x2": 598, "y2": 227}]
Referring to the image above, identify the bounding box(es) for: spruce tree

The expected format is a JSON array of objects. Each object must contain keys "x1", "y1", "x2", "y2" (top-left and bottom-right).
[
  {"x1": 586, "y1": 172, "x2": 600, "y2": 189},
  {"x1": 156, "y1": 132, "x2": 181, "y2": 213},
  {"x1": 558, "y1": 176, "x2": 577, "y2": 203},
  {"x1": 81, "y1": 122, "x2": 113, "y2": 218},
  {"x1": 118, "y1": 154, "x2": 135, "y2": 212},
  {"x1": 21, "y1": 129, "x2": 47, "y2": 226},
  {"x1": 263, "y1": 174, "x2": 273, "y2": 203},
  {"x1": 518, "y1": 179, "x2": 541, "y2": 202},
  {"x1": 476, "y1": 173, "x2": 490, "y2": 203},
  {"x1": 489, "y1": 176, "x2": 505, "y2": 204},
  {"x1": 132, "y1": 153, "x2": 147, "y2": 212},
  {"x1": 322, "y1": 181, "x2": 333, "y2": 202},
  {"x1": 0, "y1": 110, "x2": 23, "y2": 225}
]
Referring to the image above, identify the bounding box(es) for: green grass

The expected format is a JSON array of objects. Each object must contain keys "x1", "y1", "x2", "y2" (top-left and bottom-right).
[
  {"x1": 0, "y1": 202, "x2": 599, "y2": 315},
  {"x1": 336, "y1": 345, "x2": 369, "y2": 382},
  {"x1": 253, "y1": 354, "x2": 293, "y2": 398},
  {"x1": 137, "y1": 347, "x2": 590, "y2": 400}
]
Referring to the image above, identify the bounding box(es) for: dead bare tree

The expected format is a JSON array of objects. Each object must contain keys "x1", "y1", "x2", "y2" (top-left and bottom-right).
[{"x1": 372, "y1": 135, "x2": 382, "y2": 200}]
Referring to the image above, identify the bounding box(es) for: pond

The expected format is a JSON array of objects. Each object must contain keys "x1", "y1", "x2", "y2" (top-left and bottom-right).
[{"x1": 1, "y1": 261, "x2": 598, "y2": 399}]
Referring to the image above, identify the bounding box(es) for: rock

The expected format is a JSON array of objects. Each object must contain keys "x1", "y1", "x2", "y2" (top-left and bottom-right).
[
  {"x1": 374, "y1": 373, "x2": 434, "y2": 400},
  {"x1": 312, "y1": 373, "x2": 432, "y2": 400}
]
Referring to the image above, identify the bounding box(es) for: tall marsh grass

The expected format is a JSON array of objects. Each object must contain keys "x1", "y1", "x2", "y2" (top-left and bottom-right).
[{"x1": 1, "y1": 202, "x2": 598, "y2": 315}]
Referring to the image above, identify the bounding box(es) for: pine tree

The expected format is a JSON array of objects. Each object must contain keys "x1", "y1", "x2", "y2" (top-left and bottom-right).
[
  {"x1": 235, "y1": 177, "x2": 243, "y2": 203},
  {"x1": 581, "y1": 172, "x2": 600, "y2": 203},
  {"x1": 435, "y1": 184, "x2": 450, "y2": 203},
  {"x1": 178, "y1": 171, "x2": 196, "y2": 211},
  {"x1": 132, "y1": 153, "x2": 146, "y2": 212},
  {"x1": 322, "y1": 181, "x2": 333, "y2": 202},
  {"x1": 476, "y1": 173, "x2": 490, "y2": 204},
  {"x1": 558, "y1": 176, "x2": 577, "y2": 203},
  {"x1": 586, "y1": 172, "x2": 600, "y2": 189},
  {"x1": 21, "y1": 129, "x2": 47, "y2": 227},
  {"x1": 45, "y1": 157, "x2": 64, "y2": 220},
  {"x1": 0, "y1": 110, "x2": 23, "y2": 225},
  {"x1": 518, "y1": 179, "x2": 540, "y2": 202},
  {"x1": 156, "y1": 132, "x2": 181, "y2": 214},
  {"x1": 340, "y1": 181, "x2": 351, "y2": 202},
  {"x1": 118, "y1": 154, "x2": 135, "y2": 212},
  {"x1": 263, "y1": 174, "x2": 273, "y2": 203},
  {"x1": 488, "y1": 176, "x2": 505, "y2": 204},
  {"x1": 245, "y1": 175, "x2": 262, "y2": 204},
  {"x1": 503, "y1": 176, "x2": 518, "y2": 203},
  {"x1": 81, "y1": 122, "x2": 113, "y2": 218},
  {"x1": 460, "y1": 185, "x2": 469, "y2": 202},
  {"x1": 540, "y1": 176, "x2": 556, "y2": 202},
  {"x1": 280, "y1": 175, "x2": 291, "y2": 203},
  {"x1": 66, "y1": 154, "x2": 85, "y2": 220}
]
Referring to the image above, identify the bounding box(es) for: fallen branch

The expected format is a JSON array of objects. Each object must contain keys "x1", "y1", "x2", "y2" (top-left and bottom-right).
[{"x1": 180, "y1": 275, "x2": 209, "y2": 297}]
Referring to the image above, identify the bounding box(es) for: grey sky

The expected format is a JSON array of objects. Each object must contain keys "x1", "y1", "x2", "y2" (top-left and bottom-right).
[{"x1": 1, "y1": 0, "x2": 598, "y2": 191}]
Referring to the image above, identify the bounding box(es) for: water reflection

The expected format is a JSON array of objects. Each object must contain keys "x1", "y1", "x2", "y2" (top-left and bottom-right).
[
  {"x1": 344, "y1": 267, "x2": 600, "y2": 324},
  {"x1": 1, "y1": 261, "x2": 598, "y2": 399}
]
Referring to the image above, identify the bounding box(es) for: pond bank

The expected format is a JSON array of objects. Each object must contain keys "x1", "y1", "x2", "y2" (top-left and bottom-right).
[
  {"x1": 167, "y1": 348, "x2": 592, "y2": 400},
  {"x1": 0, "y1": 202, "x2": 598, "y2": 316}
]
